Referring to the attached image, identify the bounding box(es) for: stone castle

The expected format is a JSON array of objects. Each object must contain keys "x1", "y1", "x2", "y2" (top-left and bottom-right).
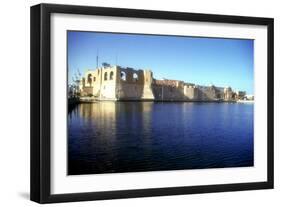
[{"x1": 74, "y1": 65, "x2": 247, "y2": 102}]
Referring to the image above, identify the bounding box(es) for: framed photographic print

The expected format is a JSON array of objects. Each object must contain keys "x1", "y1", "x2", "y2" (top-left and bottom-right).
[{"x1": 30, "y1": 3, "x2": 274, "y2": 203}]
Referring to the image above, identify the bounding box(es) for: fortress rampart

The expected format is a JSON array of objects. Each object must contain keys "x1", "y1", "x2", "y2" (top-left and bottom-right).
[{"x1": 72, "y1": 65, "x2": 247, "y2": 102}]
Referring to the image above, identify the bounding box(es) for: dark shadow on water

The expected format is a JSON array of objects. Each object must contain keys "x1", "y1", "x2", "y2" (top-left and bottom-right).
[{"x1": 68, "y1": 102, "x2": 79, "y2": 114}]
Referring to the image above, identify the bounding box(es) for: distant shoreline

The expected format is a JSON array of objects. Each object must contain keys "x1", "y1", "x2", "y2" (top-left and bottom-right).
[
  {"x1": 237, "y1": 100, "x2": 254, "y2": 104},
  {"x1": 68, "y1": 97, "x2": 254, "y2": 104}
]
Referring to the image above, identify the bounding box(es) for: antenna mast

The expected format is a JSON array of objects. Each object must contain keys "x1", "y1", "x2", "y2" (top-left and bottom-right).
[
  {"x1": 115, "y1": 51, "x2": 118, "y2": 66},
  {"x1": 96, "y1": 49, "x2": 99, "y2": 68}
]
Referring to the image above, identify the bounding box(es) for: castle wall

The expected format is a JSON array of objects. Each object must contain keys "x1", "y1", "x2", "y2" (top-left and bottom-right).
[
  {"x1": 224, "y1": 87, "x2": 234, "y2": 101},
  {"x1": 152, "y1": 82, "x2": 227, "y2": 101},
  {"x1": 116, "y1": 68, "x2": 154, "y2": 100},
  {"x1": 198, "y1": 86, "x2": 216, "y2": 101},
  {"x1": 196, "y1": 86, "x2": 225, "y2": 101},
  {"x1": 100, "y1": 67, "x2": 117, "y2": 100},
  {"x1": 78, "y1": 65, "x2": 238, "y2": 102},
  {"x1": 184, "y1": 86, "x2": 199, "y2": 100},
  {"x1": 142, "y1": 70, "x2": 155, "y2": 99},
  {"x1": 152, "y1": 85, "x2": 186, "y2": 101},
  {"x1": 91, "y1": 69, "x2": 102, "y2": 97},
  {"x1": 81, "y1": 66, "x2": 118, "y2": 100},
  {"x1": 81, "y1": 87, "x2": 93, "y2": 96},
  {"x1": 152, "y1": 79, "x2": 184, "y2": 101},
  {"x1": 83, "y1": 68, "x2": 102, "y2": 96}
]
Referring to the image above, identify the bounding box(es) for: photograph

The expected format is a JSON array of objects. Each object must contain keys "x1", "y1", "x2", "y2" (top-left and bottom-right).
[
  {"x1": 67, "y1": 31, "x2": 254, "y2": 175},
  {"x1": 30, "y1": 3, "x2": 274, "y2": 203}
]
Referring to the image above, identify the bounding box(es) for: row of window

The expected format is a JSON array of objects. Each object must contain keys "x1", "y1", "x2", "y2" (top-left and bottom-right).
[
  {"x1": 87, "y1": 71, "x2": 139, "y2": 84},
  {"x1": 104, "y1": 71, "x2": 115, "y2": 81},
  {"x1": 121, "y1": 72, "x2": 139, "y2": 81}
]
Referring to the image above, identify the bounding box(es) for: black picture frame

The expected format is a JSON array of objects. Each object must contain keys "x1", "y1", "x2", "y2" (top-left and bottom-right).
[{"x1": 30, "y1": 3, "x2": 274, "y2": 203}]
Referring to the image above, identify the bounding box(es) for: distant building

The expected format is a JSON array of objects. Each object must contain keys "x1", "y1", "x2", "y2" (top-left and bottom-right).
[
  {"x1": 244, "y1": 94, "x2": 254, "y2": 100},
  {"x1": 236, "y1": 91, "x2": 246, "y2": 100},
  {"x1": 74, "y1": 65, "x2": 250, "y2": 102}
]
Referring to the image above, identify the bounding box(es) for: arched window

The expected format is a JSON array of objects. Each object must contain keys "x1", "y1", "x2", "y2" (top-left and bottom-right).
[
  {"x1": 110, "y1": 71, "x2": 114, "y2": 80},
  {"x1": 120, "y1": 71, "x2": 126, "y2": 81},
  {"x1": 104, "y1": 72, "x2": 108, "y2": 81},
  {"x1": 87, "y1": 74, "x2": 92, "y2": 86},
  {"x1": 93, "y1": 77, "x2": 96, "y2": 82},
  {"x1": 133, "y1": 73, "x2": 138, "y2": 82}
]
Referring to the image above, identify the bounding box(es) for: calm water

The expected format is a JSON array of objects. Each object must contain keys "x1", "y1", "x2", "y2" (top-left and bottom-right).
[{"x1": 68, "y1": 102, "x2": 253, "y2": 175}]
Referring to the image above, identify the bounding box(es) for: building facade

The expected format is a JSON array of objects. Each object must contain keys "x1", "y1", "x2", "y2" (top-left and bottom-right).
[
  {"x1": 79, "y1": 65, "x2": 154, "y2": 101},
  {"x1": 76, "y1": 65, "x2": 247, "y2": 102}
]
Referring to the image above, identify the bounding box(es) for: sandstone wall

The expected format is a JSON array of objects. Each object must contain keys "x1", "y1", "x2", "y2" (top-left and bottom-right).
[
  {"x1": 79, "y1": 66, "x2": 235, "y2": 102},
  {"x1": 116, "y1": 67, "x2": 154, "y2": 100},
  {"x1": 184, "y1": 86, "x2": 198, "y2": 100},
  {"x1": 152, "y1": 85, "x2": 186, "y2": 101},
  {"x1": 100, "y1": 67, "x2": 117, "y2": 100}
]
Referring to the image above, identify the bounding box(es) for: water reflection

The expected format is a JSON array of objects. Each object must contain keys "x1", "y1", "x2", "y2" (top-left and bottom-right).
[{"x1": 68, "y1": 102, "x2": 253, "y2": 175}]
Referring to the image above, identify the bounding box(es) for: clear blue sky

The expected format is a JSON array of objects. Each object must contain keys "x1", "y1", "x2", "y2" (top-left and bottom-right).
[{"x1": 68, "y1": 31, "x2": 254, "y2": 94}]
